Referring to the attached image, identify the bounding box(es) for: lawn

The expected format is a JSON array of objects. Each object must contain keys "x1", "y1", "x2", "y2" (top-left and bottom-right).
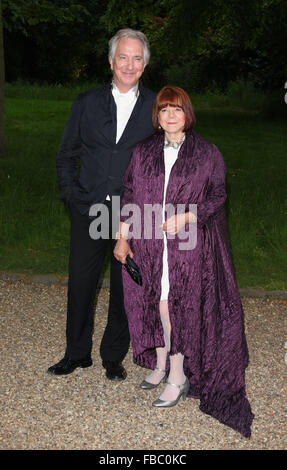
[{"x1": 0, "y1": 85, "x2": 286, "y2": 289}]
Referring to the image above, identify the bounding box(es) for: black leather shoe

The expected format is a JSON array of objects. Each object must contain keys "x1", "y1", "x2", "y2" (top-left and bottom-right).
[
  {"x1": 102, "y1": 361, "x2": 127, "y2": 381},
  {"x1": 47, "y1": 355, "x2": 92, "y2": 375}
]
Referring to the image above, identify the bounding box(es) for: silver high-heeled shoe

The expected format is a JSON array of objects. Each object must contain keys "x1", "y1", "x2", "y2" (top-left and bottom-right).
[
  {"x1": 152, "y1": 378, "x2": 190, "y2": 407},
  {"x1": 139, "y1": 367, "x2": 167, "y2": 390}
]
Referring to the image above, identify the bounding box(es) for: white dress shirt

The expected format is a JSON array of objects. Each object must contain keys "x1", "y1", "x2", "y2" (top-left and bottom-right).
[
  {"x1": 106, "y1": 83, "x2": 139, "y2": 201},
  {"x1": 112, "y1": 83, "x2": 139, "y2": 143}
]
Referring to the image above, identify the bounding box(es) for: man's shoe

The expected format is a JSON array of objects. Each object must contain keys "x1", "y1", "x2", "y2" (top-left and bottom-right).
[
  {"x1": 47, "y1": 355, "x2": 93, "y2": 376},
  {"x1": 102, "y1": 360, "x2": 127, "y2": 381}
]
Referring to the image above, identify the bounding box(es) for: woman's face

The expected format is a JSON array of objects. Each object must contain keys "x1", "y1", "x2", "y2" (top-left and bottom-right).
[{"x1": 158, "y1": 105, "x2": 185, "y2": 136}]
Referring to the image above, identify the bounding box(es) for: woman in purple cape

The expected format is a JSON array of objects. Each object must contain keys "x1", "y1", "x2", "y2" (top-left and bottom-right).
[{"x1": 114, "y1": 86, "x2": 254, "y2": 438}]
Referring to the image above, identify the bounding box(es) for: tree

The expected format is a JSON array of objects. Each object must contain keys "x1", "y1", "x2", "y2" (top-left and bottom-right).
[
  {"x1": 2, "y1": 0, "x2": 108, "y2": 83},
  {"x1": 188, "y1": 0, "x2": 287, "y2": 91},
  {"x1": 0, "y1": 0, "x2": 7, "y2": 158},
  {"x1": 2, "y1": 0, "x2": 286, "y2": 92},
  {"x1": 99, "y1": 0, "x2": 180, "y2": 89}
]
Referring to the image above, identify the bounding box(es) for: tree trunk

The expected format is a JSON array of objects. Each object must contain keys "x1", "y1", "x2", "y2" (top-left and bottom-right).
[{"x1": 0, "y1": 0, "x2": 7, "y2": 158}]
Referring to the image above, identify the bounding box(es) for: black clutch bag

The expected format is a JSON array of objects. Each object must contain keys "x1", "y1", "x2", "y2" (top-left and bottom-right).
[{"x1": 124, "y1": 255, "x2": 142, "y2": 286}]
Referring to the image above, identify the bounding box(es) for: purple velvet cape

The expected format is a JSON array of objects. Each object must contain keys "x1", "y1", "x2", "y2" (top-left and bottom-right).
[{"x1": 120, "y1": 130, "x2": 254, "y2": 438}]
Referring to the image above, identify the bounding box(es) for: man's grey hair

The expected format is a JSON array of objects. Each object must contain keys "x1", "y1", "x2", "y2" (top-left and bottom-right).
[{"x1": 109, "y1": 28, "x2": 150, "y2": 66}]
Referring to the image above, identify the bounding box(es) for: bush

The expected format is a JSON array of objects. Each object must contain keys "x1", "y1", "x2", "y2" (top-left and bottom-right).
[
  {"x1": 262, "y1": 87, "x2": 287, "y2": 117},
  {"x1": 163, "y1": 61, "x2": 202, "y2": 93},
  {"x1": 5, "y1": 80, "x2": 102, "y2": 101},
  {"x1": 196, "y1": 80, "x2": 265, "y2": 111},
  {"x1": 225, "y1": 80, "x2": 265, "y2": 111}
]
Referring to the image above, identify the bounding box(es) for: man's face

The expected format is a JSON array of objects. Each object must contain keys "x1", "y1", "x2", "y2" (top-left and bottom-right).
[{"x1": 109, "y1": 37, "x2": 145, "y2": 93}]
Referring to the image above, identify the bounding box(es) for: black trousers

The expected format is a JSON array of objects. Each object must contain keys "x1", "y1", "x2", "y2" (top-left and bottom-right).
[{"x1": 65, "y1": 200, "x2": 130, "y2": 362}]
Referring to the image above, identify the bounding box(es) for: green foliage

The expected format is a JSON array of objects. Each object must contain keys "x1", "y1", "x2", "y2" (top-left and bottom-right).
[
  {"x1": 3, "y1": 0, "x2": 109, "y2": 83},
  {"x1": 196, "y1": 0, "x2": 287, "y2": 90},
  {"x1": 164, "y1": 61, "x2": 202, "y2": 93},
  {"x1": 2, "y1": 0, "x2": 88, "y2": 32},
  {"x1": 263, "y1": 88, "x2": 287, "y2": 117},
  {"x1": 5, "y1": 80, "x2": 102, "y2": 100},
  {"x1": 224, "y1": 80, "x2": 265, "y2": 111},
  {"x1": 2, "y1": 0, "x2": 287, "y2": 97}
]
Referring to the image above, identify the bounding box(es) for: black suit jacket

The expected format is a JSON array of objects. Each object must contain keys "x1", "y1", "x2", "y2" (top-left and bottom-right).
[{"x1": 56, "y1": 81, "x2": 156, "y2": 214}]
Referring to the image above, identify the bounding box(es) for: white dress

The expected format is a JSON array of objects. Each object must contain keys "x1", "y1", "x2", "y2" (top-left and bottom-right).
[{"x1": 160, "y1": 146, "x2": 180, "y2": 301}]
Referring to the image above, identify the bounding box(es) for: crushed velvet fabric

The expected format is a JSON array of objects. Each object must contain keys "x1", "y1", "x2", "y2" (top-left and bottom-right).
[{"x1": 120, "y1": 130, "x2": 254, "y2": 438}]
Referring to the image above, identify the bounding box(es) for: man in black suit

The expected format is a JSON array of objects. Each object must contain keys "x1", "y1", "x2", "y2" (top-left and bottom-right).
[{"x1": 48, "y1": 29, "x2": 156, "y2": 380}]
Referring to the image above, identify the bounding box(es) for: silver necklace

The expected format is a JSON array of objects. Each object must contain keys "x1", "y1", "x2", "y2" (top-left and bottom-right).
[{"x1": 164, "y1": 135, "x2": 185, "y2": 149}]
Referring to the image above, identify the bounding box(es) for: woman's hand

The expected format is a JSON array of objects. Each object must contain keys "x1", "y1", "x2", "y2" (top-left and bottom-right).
[
  {"x1": 113, "y1": 238, "x2": 134, "y2": 264},
  {"x1": 162, "y1": 212, "x2": 196, "y2": 235}
]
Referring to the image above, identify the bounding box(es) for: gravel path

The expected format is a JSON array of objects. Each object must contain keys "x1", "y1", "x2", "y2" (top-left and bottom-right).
[{"x1": 0, "y1": 278, "x2": 286, "y2": 450}]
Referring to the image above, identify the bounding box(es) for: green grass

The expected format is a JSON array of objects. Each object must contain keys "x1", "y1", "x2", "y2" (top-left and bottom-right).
[
  {"x1": 1, "y1": 84, "x2": 286, "y2": 289},
  {"x1": 5, "y1": 81, "x2": 103, "y2": 101},
  {"x1": 196, "y1": 110, "x2": 287, "y2": 290}
]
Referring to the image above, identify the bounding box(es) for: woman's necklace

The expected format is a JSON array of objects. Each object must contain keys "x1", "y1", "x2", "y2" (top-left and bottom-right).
[{"x1": 164, "y1": 135, "x2": 185, "y2": 149}]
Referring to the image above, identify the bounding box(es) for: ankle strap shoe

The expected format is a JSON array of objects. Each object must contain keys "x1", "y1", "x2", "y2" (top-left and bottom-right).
[
  {"x1": 140, "y1": 367, "x2": 167, "y2": 390},
  {"x1": 152, "y1": 378, "x2": 190, "y2": 407}
]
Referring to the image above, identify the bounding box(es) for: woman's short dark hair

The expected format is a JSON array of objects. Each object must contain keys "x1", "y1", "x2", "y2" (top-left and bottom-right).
[{"x1": 152, "y1": 86, "x2": 196, "y2": 131}]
